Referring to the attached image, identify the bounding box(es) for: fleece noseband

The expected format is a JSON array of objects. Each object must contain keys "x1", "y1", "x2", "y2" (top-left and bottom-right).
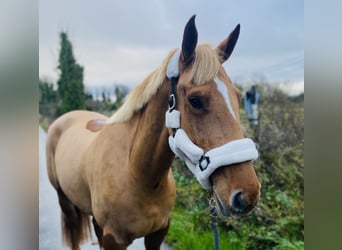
[{"x1": 165, "y1": 50, "x2": 259, "y2": 189}]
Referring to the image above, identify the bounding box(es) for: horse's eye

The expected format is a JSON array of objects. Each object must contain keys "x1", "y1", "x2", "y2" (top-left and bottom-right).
[{"x1": 189, "y1": 96, "x2": 204, "y2": 110}]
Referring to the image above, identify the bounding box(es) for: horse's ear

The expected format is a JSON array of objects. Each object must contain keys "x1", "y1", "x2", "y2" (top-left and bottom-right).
[
  {"x1": 181, "y1": 15, "x2": 198, "y2": 66},
  {"x1": 216, "y1": 24, "x2": 240, "y2": 64},
  {"x1": 86, "y1": 119, "x2": 106, "y2": 132}
]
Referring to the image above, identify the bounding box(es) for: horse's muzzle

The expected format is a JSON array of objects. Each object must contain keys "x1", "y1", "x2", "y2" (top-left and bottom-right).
[{"x1": 211, "y1": 162, "x2": 261, "y2": 217}]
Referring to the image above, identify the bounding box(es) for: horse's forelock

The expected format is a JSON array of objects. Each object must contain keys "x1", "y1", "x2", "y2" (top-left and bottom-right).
[{"x1": 189, "y1": 44, "x2": 221, "y2": 86}]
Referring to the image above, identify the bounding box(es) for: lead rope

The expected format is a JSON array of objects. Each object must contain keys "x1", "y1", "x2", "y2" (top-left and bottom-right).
[{"x1": 209, "y1": 192, "x2": 220, "y2": 250}]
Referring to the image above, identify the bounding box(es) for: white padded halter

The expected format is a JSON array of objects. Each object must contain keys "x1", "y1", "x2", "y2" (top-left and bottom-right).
[
  {"x1": 165, "y1": 49, "x2": 259, "y2": 189},
  {"x1": 167, "y1": 129, "x2": 258, "y2": 189},
  {"x1": 166, "y1": 49, "x2": 181, "y2": 79}
]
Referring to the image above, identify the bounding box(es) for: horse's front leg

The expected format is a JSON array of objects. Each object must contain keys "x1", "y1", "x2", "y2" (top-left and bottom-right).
[
  {"x1": 102, "y1": 233, "x2": 127, "y2": 250},
  {"x1": 144, "y1": 219, "x2": 170, "y2": 250},
  {"x1": 92, "y1": 217, "x2": 103, "y2": 248}
]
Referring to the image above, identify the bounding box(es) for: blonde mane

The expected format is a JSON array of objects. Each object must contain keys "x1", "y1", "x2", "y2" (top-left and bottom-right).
[{"x1": 107, "y1": 44, "x2": 221, "y2": 124}]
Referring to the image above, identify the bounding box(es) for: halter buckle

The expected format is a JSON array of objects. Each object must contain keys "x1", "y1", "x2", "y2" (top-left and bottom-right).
[
  {"x1": 168, "y1": 94, "x2": 176, "y2": 110},
  {"x1": 199, "y1": 155, "x2": 210, "y2": 171}
]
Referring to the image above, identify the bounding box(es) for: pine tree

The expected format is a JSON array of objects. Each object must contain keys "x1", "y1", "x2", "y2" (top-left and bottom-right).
[
  {"x1": 39, "y1": 79, "x2": 58, "y2": 118},
  {"x1": 57, "y1": 32, "x2": 85, "y2": 114},
  {"x1": 39, "y1": 79, "x2": 57, "y2": 105}
]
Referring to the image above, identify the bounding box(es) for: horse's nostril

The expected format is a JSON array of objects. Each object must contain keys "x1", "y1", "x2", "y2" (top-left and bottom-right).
[{"x1": 231, "y1": 191, "x2": 245, "y2": 213}]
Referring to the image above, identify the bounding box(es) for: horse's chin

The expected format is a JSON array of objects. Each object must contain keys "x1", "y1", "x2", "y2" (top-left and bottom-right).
[
  {"x1": 213, "y1": 189, "x2": 234, "y2": 218},
  {"x1": 213, "y1": 192, "x2": 232, "y2": 218}
]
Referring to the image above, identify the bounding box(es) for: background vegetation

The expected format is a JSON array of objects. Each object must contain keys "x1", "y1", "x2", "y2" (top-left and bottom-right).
[
  {"x1": 39, "y1": 32, "x2": 304, "y2": 250},
  {"x1": 39, "y1": 32, "x2": 128, "y2": 130},
  {"x1": 165, "y1": 85, "x2": 304, "y2": 250}
]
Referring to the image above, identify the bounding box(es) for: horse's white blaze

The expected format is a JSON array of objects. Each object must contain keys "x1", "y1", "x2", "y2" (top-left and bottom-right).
[{"x1": 214, "y1": 77, "x2": 236, "y2": 120}]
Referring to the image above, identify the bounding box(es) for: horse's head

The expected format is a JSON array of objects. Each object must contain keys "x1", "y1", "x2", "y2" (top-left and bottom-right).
[{"x1": 167, "y1": 16, "x2": 260, "y2": 217}]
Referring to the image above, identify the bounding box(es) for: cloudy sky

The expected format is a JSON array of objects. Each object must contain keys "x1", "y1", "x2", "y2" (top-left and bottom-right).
[{"x1": 39, "y1": 0, "x2": 303, "y2": 95}]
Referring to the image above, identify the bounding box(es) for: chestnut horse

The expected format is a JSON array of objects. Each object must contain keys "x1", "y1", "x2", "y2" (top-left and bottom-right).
[{"x1": 46, "y1": 15, "x2": 260, "y2": 250}]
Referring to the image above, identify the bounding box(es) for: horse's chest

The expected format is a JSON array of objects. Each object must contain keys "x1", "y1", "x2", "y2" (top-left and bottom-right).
[
  {"x1": 123, "y1": 193, "x2": 174, "y2": 234},
  {"x1": 94, "y1": 178, "x2": 176, "y2": 242},
  {"x1": 107, "y1": 202, "x2": 170, "y2": 244}
]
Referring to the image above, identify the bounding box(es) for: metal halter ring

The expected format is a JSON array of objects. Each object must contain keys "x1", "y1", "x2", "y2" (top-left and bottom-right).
[{"x1": 168, "y1": 94, "x2": 176, "y2": 110}]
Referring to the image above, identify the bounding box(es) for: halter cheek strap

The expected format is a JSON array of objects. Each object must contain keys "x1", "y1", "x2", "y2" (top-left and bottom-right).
[{"x1": 165, "y1": 49, "x2": 259, "y2": 189}]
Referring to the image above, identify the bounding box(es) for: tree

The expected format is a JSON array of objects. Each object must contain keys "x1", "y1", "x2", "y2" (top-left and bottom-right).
[
  {"x1": 39, "y1": 79, "x2": 57, "y2": 105},
  {"x1": 114, "y1": 84, "x2": 129, "y2": 108},
  {"x1": 57, "y1": 32, "x2": 85, "y2": 114},
  {"x1": 39, "y1": 79, "x2": 58, "y2": 119}
]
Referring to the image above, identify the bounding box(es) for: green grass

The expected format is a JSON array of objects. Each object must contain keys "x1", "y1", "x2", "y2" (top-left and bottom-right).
[
  {"x1": 166, "y1": 175, "x2": 304, "y2": 249},
  {"x1": 39, "y1": 117, "x2": 50, "y2": 131},
  {"x1": 167, "y1": 207, "x2": 246, "y2": 250}
]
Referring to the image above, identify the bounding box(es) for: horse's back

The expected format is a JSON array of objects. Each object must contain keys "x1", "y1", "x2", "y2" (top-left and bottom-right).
[{"x1": 46, "y1": 110, "x2": 107, "y2": 209}]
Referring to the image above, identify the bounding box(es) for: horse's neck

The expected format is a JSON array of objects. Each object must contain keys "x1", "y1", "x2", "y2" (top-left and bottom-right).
[{"x1": 128, "y1": 80, "x2": 174, "y2": 189}]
